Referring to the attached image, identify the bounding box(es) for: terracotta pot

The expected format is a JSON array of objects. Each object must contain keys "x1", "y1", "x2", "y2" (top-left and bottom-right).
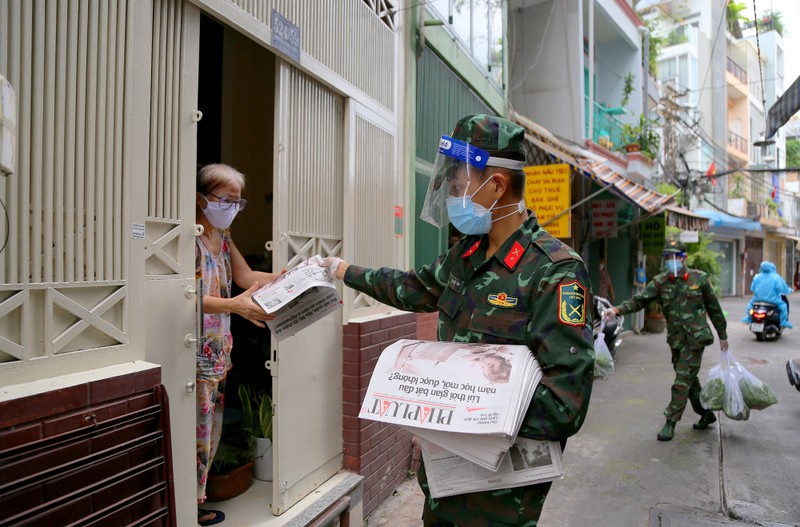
[
  {"x1": 625, "y1": 143, "x2": 641, "y2": 153},
  {"x1": 206, "y1": 461, "x2": 254, "y2": 502}
]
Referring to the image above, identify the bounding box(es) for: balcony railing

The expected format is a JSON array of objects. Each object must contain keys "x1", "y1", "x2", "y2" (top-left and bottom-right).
[
  {"x1": 584, "y1": 96, "x2": 625, "y2": 150},
  {"x1": 726, "y1": 57, "x2": 747, "y2": 84},
  {"x1": 728, "y1": 130, "x2": 747, "y2": 154}
]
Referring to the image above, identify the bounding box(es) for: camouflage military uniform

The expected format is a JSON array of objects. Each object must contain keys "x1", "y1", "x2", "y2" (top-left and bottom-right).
[
  {"x1": 616, "y1": 267, "x2": 727, "y2": 422},
  {"x1": 345, "y1": 215, "x2": 594, "y2": 527}
]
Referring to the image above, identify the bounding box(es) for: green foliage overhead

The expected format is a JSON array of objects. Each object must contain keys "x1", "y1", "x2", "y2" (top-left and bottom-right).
[
  {"x1": 644, "y1": 18, "x2": 665, "y2": 77},
  {"x1": 621, "y1": 72, "x2": 635, "y2": 108},
  {"x1": 787, "y1": 138, "x2": 800, "y2": 168},
  {"x1": 656, "y1": 181, "x2": 685, "y2": 207}
]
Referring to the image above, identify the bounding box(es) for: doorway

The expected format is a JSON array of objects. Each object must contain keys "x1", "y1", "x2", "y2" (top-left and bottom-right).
[{"x1": 196, "y1": 9, "x2": 277, "y2": 499}]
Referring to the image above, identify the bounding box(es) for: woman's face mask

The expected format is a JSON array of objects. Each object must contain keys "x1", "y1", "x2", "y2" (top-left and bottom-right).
[{"x1": 202, "y1": 199, "x2": 239, "y2": 229}]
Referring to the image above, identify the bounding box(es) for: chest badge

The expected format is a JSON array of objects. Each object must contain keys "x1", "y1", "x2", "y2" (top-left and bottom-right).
[
  {"x1": 558, "y1": 281, "x2": 587, "y2": 326},
  {"x1": 488, "y1": 292, "x2": 518, "y2": 308}
]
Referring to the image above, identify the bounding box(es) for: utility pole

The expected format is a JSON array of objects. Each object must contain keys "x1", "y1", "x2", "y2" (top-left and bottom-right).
[{"x1": 658, "y1": 83, "x2": 691, "y2": 195}]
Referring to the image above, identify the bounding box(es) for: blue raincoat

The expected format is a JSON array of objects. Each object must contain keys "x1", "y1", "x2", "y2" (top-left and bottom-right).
[{"x1": 743, "y1": 261, "x2": 792, "y2": 327}]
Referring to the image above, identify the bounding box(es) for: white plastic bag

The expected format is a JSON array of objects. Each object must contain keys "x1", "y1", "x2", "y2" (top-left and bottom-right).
[
  {"x1": 736, "y1": 361, "x2": 778, "y2": 410},
  {"x1": 699, "y1": 355, "x2": 726, "y2": 411},
  {"x1": 722, "y1": 361, "x2": 749, "y2": 421},
  {"x1": 593, "y1": 320, "x2": 615, "y2": 378}
]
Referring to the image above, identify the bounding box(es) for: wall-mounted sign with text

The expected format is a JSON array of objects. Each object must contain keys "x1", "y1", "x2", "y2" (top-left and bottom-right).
[
  {"x1": 590, "y1": 199, "x2": 617, "y2": 238},
  {"x1": 272, "y1": 10, "x2": 301, "y2": 63},
  {"x1": 641, "y1": 214, "x2": 666, "y2": 256},
  {"x1": 524, "y1": 164, "x2": 571, "y2": 239}
]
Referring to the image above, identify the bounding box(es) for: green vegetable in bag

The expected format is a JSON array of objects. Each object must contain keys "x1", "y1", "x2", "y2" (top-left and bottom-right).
[
  {"x1": 700, "y1": 377, "x2": 724, "y2": 410},
  {"x1": 738, "y1": 369, "x2": 778, "y2": 410},
  {"x1": 594, "y1": 353, "x2": 614, "y2": 377}
]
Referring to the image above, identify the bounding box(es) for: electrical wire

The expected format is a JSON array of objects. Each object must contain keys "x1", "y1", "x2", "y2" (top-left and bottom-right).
[{"x1": 751, "y1": 0, "x2": 769, "y2": 116}]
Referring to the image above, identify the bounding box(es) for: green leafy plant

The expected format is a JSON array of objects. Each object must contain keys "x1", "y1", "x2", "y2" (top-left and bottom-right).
[
  {"x1": 643, "y1": 18, "x2": 665, "y2": 77},
  {"x1": 211, "y1": 444, "x2": 252, "y2": 474},
  {"x1": 239, "y1": 383, "x2": 273, "y2": 441},
  {"x1": 621, "y1": 113, "x2": 660, "y2": 158},
  {"x1": 727, "y1": 1, "x2": 748, "y2": 37},
  {"x1": 729, "y1": 173, "x2": 746, "y2": 199},
  {"x1": 621, "y1": 72, "x2": 635, "y2": 107},
  {"x1": 656, "y1": 182, "x2": 686, "y2": 207}
]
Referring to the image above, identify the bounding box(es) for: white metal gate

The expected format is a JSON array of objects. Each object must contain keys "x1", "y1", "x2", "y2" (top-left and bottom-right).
[
  {"x1": 143, "y1": 1, "x2": 201, "y2": 525},
  {"x1": 272, "y1": 60, "x2": 345, "y2": 515},
  {"x1": 0, "y1": 0, "x2": 141, "y2": 384}
]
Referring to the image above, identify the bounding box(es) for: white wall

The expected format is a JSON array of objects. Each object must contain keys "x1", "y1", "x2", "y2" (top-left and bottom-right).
[{"x1": 508, "y1": 0, "x2": 585, "y2": 142}]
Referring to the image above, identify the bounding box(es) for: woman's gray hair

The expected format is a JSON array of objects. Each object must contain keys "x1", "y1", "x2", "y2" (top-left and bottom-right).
[{"x1": 197, "y1": 163, "x2": 246, "y2": 193}]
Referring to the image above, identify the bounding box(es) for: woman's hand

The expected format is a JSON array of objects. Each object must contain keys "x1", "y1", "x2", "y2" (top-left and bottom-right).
[{"x1": 233, "y1": 282, "x2": 276, "y2": 327}]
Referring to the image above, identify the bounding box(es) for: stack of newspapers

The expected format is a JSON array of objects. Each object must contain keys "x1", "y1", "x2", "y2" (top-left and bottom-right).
[{"x1": 359, "y1": 339, "x2": 563, "y2": 496}]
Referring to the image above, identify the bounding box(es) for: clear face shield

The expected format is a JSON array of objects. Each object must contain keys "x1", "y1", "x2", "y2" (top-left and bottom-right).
[
  {"x1": 663, "y1": 252, "x2": 684, "y2": 277},
  {"x1": 420, "y1": 136, "x2": 490, "y2": 229},
  {"x1": 420, "y1": 135, "x2": 525, "y2": 231}
]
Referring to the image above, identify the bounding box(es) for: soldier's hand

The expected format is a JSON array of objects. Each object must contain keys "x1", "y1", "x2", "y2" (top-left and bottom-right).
[
  {"x1": 321, "y1": 256, "x2": 348, "y2": 281},
  {"x1": 603, "y1": 307, "x2": 618, "y2": 321},
  {"x1": 719, "y1": 339, "x2": 729, "y2": 352}
]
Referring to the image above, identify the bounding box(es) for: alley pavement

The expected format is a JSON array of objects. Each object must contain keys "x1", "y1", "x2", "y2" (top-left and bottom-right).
[{"x1": 365, "y1": 296, "x2": 800, "y2": 526}]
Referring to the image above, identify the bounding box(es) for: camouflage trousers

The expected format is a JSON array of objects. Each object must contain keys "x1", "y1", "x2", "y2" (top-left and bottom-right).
[
  {"x1": 418, "y1": 461, "x2": 551, "y2": 527},
  {"x1": 665, "y1": 347, "x2": 706, "y2": 422}
]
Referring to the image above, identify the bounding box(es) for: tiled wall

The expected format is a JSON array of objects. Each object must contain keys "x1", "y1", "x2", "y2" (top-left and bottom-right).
[{"x1": 343, "y1": 311, "x2": 437, "y2": 515}]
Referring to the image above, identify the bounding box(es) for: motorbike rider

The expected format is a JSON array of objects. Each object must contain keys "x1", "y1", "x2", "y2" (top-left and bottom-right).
[{"x1": 742, "y1": 261, "x2": 793, "y2": 328}]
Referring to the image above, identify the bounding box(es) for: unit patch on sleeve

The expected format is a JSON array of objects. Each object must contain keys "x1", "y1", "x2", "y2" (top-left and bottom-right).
[
  {"x1": 488, "y1": 292, "x2": 518, "y2": 308},
  {"x1": 558, "y1": 281, "x2": 587, "y2": 326}
]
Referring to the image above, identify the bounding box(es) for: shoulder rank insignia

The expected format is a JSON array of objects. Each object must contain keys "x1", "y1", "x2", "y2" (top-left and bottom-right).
[
  {"x1": 462, "y1": 240, "x2": 481, "y2": 259},
  {"x1": 503, "y1": 241, "x2": 525, "y2": 270},
  {"x1": 488, "y1": 292, "x2": 518, "y2": 308},
  {"x1": 558, "y1": 281, "x2": 587, "y2": 326}
]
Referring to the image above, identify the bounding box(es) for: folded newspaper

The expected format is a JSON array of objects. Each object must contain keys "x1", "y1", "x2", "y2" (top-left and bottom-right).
[
  {"x1": 251, "y1": 256, "x2": 342, "y2": 341},
  {"x1": 359, "y1": 339, "x2": 542, "y2": 471},
  {"x1": 420, "y1": 437, "x2": 563, "y2": 498}
]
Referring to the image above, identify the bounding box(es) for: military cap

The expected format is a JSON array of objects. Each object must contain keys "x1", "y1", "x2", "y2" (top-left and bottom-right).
[
  {"x1": 663, "y1": 240, "x2": 687, "y2": 254},
  {"x1": 450, "y1": 114, "x2": 525, "y2": 161}
]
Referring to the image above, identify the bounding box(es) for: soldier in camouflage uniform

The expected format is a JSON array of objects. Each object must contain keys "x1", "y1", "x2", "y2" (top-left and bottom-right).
[
  {"x1": 320, "y1": 115, "x2": 594, "y2": 526},
  {"x1": 605, "y1": 240, "x2": 728, "y2": 441}
]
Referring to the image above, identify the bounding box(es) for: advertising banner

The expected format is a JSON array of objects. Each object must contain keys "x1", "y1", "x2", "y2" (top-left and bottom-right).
[{"x1": 524, "y1": 164, "x2": 571, "y2": 239}]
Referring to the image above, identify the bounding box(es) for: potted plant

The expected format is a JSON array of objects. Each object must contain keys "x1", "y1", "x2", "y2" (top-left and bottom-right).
[
  {"x1": 206, "y1": 433, "x2": 254, "y2": 502},
  {"x1": 239, "y1": 383, "x2": 274, "y2": 482},
  {"x1": 621, "y1": 114, "x2": 660, "y2": 158}
]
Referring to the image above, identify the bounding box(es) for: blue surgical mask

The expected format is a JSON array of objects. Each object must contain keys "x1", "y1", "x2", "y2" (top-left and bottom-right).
[
  {"x1": 446, "y1": 177, "x2": 522, "y2": 235},
  {"x1": 664, "y1": 258, "x2": 682, "y2": 276}
]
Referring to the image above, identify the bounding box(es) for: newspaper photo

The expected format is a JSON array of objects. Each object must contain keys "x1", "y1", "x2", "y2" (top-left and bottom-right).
[
  {"x1": 420, "y1": 437, "x2": 563, "y2": 498},
  {"x1": 251, "y1": 256, "x2": 342, "y2": 341},
  {"x1": 359, "y1": 339, "x2": 540, "y2": 436}
]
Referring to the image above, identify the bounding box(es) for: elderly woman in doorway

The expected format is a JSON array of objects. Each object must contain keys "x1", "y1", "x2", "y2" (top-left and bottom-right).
[{"x1": 195, "y1": 163, "x2": 280, "y2": 526}]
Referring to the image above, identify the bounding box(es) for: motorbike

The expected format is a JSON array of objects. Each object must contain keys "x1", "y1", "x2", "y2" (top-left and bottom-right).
[
  {"x1": 593, "y1": 295, "x2": 623, "y2": 357},
  {"x1": 748, "y1": 294, "x2": 789, "y2": 341}
]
